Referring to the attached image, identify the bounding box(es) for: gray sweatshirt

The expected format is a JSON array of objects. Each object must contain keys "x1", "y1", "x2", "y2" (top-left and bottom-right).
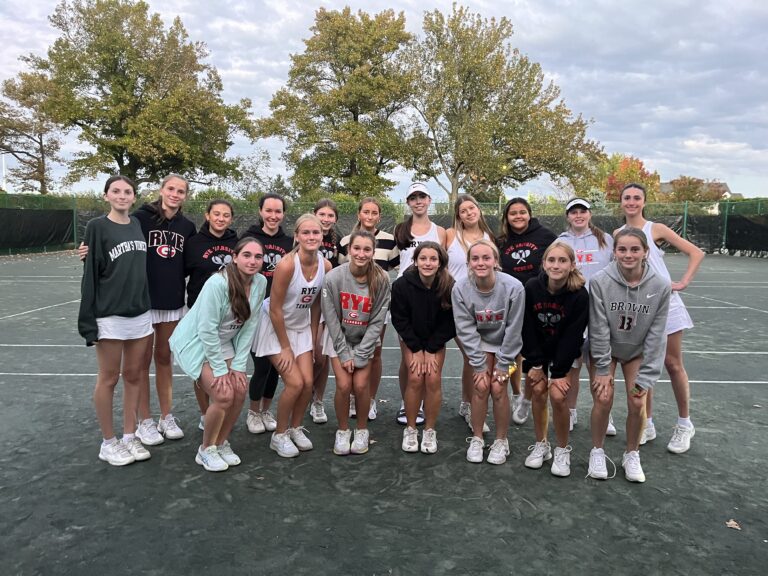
[
  {"x1": 452, "y1": 273, "x2": 525, "y2": 374},
  {"x1": 589, "y1": 261, "x2": 671, "y2": 389},
  {"x1": 321, "y1": 263, "x2": 391, "y2": 368},
  {"x1": 558, "y1": 228, "x2": 614, "y2": 288}
]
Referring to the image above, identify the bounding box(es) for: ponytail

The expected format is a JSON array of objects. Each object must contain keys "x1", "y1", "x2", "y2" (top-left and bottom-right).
[
  {"x1": 588, "y1": 222, "x2": 609, "y2": 250},
  {"x1": 394, "y1": 215, "x2": 414, "y2": 250}
]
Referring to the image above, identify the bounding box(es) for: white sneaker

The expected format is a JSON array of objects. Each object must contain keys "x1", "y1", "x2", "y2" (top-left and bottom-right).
[
  {"x1": 622, "y1": 450, "x2": 646, "y2": 483},
  {"x1": 351, "y1": 429, "x2": 369, "y2": 454},
  {"x1": 349, "y1": 395, "x2": 357, "y2": 418},
  {"x1": 289, "y1": 427, "x2": 313, "y2": 451},
  {"x1": 606, "y1": 413, "x2": 617, "y2": 436},
  {"x1": 261, "y1": 410, "x2": 277, "y2": 432},
  {"x1": 525, "y1": 440, "x2": 552, "y2": 469},
  {"x1": 461, "y1": 403, "x2": 490, "y2": 433},
  {"x1": 99, "y1": 440, "x2": 135, "y2": 466},
  {"x1": 487, "y1": 438, "x2": 510, "y2": 465},
  {"x1": 310, "y1": 401, "x2": 328, "y2": 424},
  {"x1": 421, "y1": 428, "x2": 438, "y2": 454},
  {"x1": 569, "y1": 409, "x2": 578, "y2": 432},
  {"x1": 368, "y1": 398, "x2": 378, "y2": 421},
  {"x1": 466, "y1": 436, "x2": 485, "y2": 463},
  {"x1": 458, "y1": 401, "x2": 470, "y2": 419},
  {"x1": 198, "y1": 415, "x2": 205, "y2": 431},
  {"x1": 136, "y1": 418, "x2": 164, "y2": 446},
  {"x1": 512, "y1": 399, "x2": 531, "y2": 425},
  {"x1": 270, "y1": 431, "x2": 299, "y2": 458},
  {"x1": 196, "y1": 445, "x2": 228, "y2": 472},
  {"x1": 402, "y1": 426, "x2": 419, "y2": 453},
  {"x1": 667, "y1": 424, "x2": 695, "y2": 454},
  {"x1": 587, "y1": 447, "x2": 609, "y2": 480},
  {"x1": 217, "y1": 441, "x2": 241, "y2": 466},
  {"x1": 333, "y1": 429, "x2": 352, "y2": 456},
  {"x1": 123, "y1": 437, "x2": 150, "y2": 462},
  {"x1": 158, "y1": 414, "x2": 184, "y2": 440},
  {"x1": 247, "y1": 410, "x2": 266, "y2": 434},
  {"x1": 551, "y1": 446, "x2": 572, "y2": 477},
  {"x1": 640, "y1": 421, "x2": 656, "y2": 445}
]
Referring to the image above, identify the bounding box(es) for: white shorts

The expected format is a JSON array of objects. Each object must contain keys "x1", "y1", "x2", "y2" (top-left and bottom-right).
[
  {"x1": 252, "y1": 308, "x2": 313, "y2": 357},
  {"x1": 666, "y1": 292, "x2": 693, "y2": 335},
  {"x1": 151, "y1": 307, "x2": 185, "y2": 324},
  {"x1": 322, "y1": 330, "x2": 338, "y2": 358},
  {"x1": 96, "y1": 311, "x2": 153, "y2": 341}
]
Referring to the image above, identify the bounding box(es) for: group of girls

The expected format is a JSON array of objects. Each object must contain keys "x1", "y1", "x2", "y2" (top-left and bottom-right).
[{"x1": 79, "y1": 176, "x2": 702, "y2": 483}]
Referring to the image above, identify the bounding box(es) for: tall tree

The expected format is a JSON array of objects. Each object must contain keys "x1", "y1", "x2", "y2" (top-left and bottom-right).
[
  {"x1": 23, "y1": 0, "x2": 255, "y2": 185},
  {"x1": 258, "y1": 7, "x2": 414, "y2": 198},
  {"x1": 405, "y1": 5, "x2": 603, "y2": 205},
  {"x1": 666, "y1": 176, "x2": 726, "y2": 202},
  {"x1": 0, "y1": 73, "x2": 63, "y2": 194}
]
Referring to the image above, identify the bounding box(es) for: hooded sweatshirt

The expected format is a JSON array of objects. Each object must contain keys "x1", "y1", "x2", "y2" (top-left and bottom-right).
[
  {"x1": 321, "y1": 263, "x2": 391, "y2": 368},
  {"x1": 243, "y1": 223, "x2": 294, "y2": 296},
  {"x1": 320, "y1": 230, "x2": 341, "y2": 268},
  {"x1": 390, "y1": 266, "x2": 456, "y2": 353},
  {"x1": 184, "y1": 222, "x2": 239, "y2": 308},
  {"x1": 521, "y1": 271, "x2": 590, "y2": 378},
  {"x1": 558, "y1": 228, "x2": 614, "y2": 288},
  {"x1": 132, "y1": 203, "x2": 196, "y2": 310},
  {"x1": 452, "y1": 272, "x2": 525, "y2": 374},
  {"x1": 498, "y1": 218, "x2": 557, "y2": 285},
  {"x1": 589, "y1": 261, "x2": 671, "y2": 390}
]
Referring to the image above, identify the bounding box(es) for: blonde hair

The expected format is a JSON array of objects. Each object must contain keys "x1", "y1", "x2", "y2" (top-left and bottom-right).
[
  {"x1": 290, "y1": 213, "x2": 323, "y2": 254},
  {"x1": 542, "y1": 241, "x2": 586, "y2": 292},
  {"x1": 452, "y1": 194, "x2": 494, "y2": 253},
  {"x1": 466, "y1": 239, "x2": 502, "y2": 279}
]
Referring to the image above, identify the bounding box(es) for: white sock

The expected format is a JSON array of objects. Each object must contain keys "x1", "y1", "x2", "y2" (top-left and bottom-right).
[
  {"x1": 122, "y1": 433, "x2": 135, "y2": 443},
  {"x1": 646, "y1": 417, "x2": 654, "y2": 426},
  {"x1": 102, "y1": 437, "x2": 117, "y2": 447},
  {"x1": 677, "y1": 417, "x2": 693, "y2": 428}
]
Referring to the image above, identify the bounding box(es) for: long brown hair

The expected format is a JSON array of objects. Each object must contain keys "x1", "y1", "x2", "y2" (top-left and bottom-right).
[
  {"x1": 222, "y1": 236, "x2": 264, "y2": 324},
  {"x1": 352, "y1": 197, "x2": 382, "y2": 232},
  {"x1": 542, "y1": 241, "x2": 586, "y2": 292},
  {"x1": 565, "y1": 200, "x2": 609, "y2": 250},
  {"x1": 314, "y1": 198, "x2": 340, "y2": 255},
  {"x1": 413, "y1": 241, "x2": 454, "y2": 309},
  {"x1": 452, "y1": 194, "x2": 494, "y2": 252},
  {"x1": 348, "y1": 230, "x2": 388, "y2": 301},
  {"x1": 498, "y1": 196, "x2": 532, "y2": 241}
]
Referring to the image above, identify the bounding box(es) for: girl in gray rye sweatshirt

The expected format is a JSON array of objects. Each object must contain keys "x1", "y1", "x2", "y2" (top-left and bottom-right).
[
  {"x1": 452, "y1": 240, "x2": 525, "y2": 466},
  {"x1": 588, "y1": 228, "x2": 671, "y2": 484}
]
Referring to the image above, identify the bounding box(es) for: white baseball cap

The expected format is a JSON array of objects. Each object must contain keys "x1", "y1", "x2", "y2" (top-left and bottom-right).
[
  {"x1": 406, "y1": 182, "x2": 431, "y2": 199},
  {"x1": 565, "y1": 197, "x2": 591, "y2": 212}
]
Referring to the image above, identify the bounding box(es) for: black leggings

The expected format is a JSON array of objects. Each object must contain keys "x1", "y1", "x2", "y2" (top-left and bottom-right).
[{"x1": 249, "y1": 353, "x2": 279, "y2": 401}]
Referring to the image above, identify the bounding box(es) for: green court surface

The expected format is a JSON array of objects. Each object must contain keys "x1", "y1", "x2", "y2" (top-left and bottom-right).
[{"x1": 1, "y1": 252, "x2": 766, "y2": 575}]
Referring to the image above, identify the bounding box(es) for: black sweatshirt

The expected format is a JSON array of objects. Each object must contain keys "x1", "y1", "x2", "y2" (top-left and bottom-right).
[
  {"x1": 133, "y1": 203, "x2": 196, "y2": 310},
  {"x1": 319, "y1": 230, "x2": 341, "y2": 268},
  {"x1": 78, "y1": 216, "x2": 151, "y2": 345},
  {"x1": 184, "y1": 222, "x2": 239, "y2": 308},
  {"x1": 498, "y1": 218, "x2": 557, "y2": 285},
  {"x1": 521, "y1": 271, "x2": 590, "y2": 378},
  {"x1": 242, "y1": 223, "x2": 294, "y2": 296},
  {"x1": 390, "y1": 266, "x2": 456, "y2": 353}
]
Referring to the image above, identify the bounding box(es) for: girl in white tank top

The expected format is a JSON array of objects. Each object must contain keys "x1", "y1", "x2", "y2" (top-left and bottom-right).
[
  {"x1": 619, "y1": 183, "x2": 704, "y2": 455},
  {"x1": 259, "y1": 214, "x2": 332, "y2": 459}
]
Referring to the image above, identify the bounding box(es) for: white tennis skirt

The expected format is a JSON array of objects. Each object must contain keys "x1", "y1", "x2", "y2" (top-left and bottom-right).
[
  {"x1": 666, "y1": 292, "x2": 694, "y2": 335},
  {"x1": 151, "y1": 307, "x2": 185, "y2": 324},
  {"x1": 97, "y1": 311, "x2": 153, "y2": 341},
  {"x1": 252, "y1": 308, "x2": 313, "y2": 357}
]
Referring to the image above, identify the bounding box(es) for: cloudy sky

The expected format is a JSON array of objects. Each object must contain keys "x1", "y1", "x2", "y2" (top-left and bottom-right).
[{"x1": 2, "y1": 0, "x2": 767, "y2": 199}]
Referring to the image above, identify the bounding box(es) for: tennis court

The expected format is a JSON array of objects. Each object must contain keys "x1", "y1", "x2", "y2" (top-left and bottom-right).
[{"x1": 1, "y1": 251, "x2": 766, "y2": 575}]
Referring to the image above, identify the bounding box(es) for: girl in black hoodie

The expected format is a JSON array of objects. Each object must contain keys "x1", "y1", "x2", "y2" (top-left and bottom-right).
[
  {"x1": 390, "y1": 241, "x2": 455, "y2": 454},
  {"x1": 243, "y1": 194, "x2": 295, "y2": 435},
  {"x1": 184, "y1": 199, "x2": 239, "y2": 430},
  {"x1": 497, "y1": 197, "x2": 557, "y2": 424},
  {"x1": 521, "y1": 241, "x2": 589, "y2": 477}
]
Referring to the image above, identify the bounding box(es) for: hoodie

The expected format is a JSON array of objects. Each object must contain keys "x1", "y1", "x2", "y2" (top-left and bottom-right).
[
  {"x1": 184, "y1": 222, "x2": 239, "y2": 308},
  {"x1": 589, "y1": 261, "x2": 671, "y2": 390},
  {"x1": 133, "y1": 203, "x2": 196, "y2": 310},
  {"x1": 452, "y1": 272, "x2": 525, "y2": 374},
  {"x1": 390, "y1": 266, "x2": 456, "y2": 353},
  {"x1": 321, "y1": 263, "x2": 391, "y2": 368},
  {"x1": 243, "y1": 223, "x2": 294, "y2": 296},
  {"x1": 498, "y1": 218, "x2": 557, "y2": 285},
  {"x1": 521, "y1": 271, "x2": 590, "y2": 378},
  {"x1": 558, "y1": 228, "x2": 614, "y2": 288}
]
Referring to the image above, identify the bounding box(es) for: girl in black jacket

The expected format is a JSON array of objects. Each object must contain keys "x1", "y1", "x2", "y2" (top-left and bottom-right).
[
  {"x1": 391, "y1": 241, "x2": 455, "y2": 454},
  {"x1": 521, "y1": 241, "x2": 589, "y2": 477}
]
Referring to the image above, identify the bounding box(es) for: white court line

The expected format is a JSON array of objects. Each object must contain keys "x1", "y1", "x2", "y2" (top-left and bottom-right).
[
  {"x1": 1, "y1": 344, "x2": 767, "y2": 355},
  {"x1": 0, "y1": 372, "x2": 766, "y2": 384},
  {"x1": 682, "y1": 293, "x2": 768, "y2": 314},
  {"x1": 0, "y1": 275, "x2": 79, "y2": 278},
  {"x1": 0, "y1": 299, "x2": 80, "y2": 320},
  {"x1": 685, "y1": 306, "x2": 747, "y2": 309}
]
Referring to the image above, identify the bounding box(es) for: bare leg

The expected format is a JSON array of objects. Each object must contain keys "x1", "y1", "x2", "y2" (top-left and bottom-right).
[
  {"x1": 423, "y1": 350, "x2": 446, "y2": 429},
  {"x1": 331, "y1": 357, "x2": 352, "y2": 430},
  {"x1": 589, "y1": 358, "x2": 616, "y2": 449},
  {"x1": 312, "y1": 324, "x2": 329, "y2": 402},
  {"x1": 566, "y1": 364, "x2": 581, "y2": 411},
  {"x1": 549, "y1": 380, "x2": 570, "y2": 448},
  {"x1": 403, "y1": 349, "x2": 425, "y2": 428},
  {"x1": 290, "y1": 353, "x2": 315, "y2": 429},
  {"x1": 152, "y1": 320, "x2": 178, "y2": 418},
  {"x1": 198, "y1": 362, "x2": 232, "y2": 449},
  {"x1": 121, "y1": 336, "x2": 151, "y2": 434},
  {"x1": 664, "y1": 331, "x2": 690, "y2": 418},
  {"x1": 94, "y1": 340, "x2": 123, "y2": 438},
  {"x1": 529, "y1": 372, "x2": 549, "y2": 441},
  {"x1": 621, "y1": 357, "x2": 646, "y2": 452},
  {"x1": 351, "y1": 364, "x2": 373, "y2": 430},
  {"x1": 369, "y1": 325, "x2": 386, "y2": 401}
]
